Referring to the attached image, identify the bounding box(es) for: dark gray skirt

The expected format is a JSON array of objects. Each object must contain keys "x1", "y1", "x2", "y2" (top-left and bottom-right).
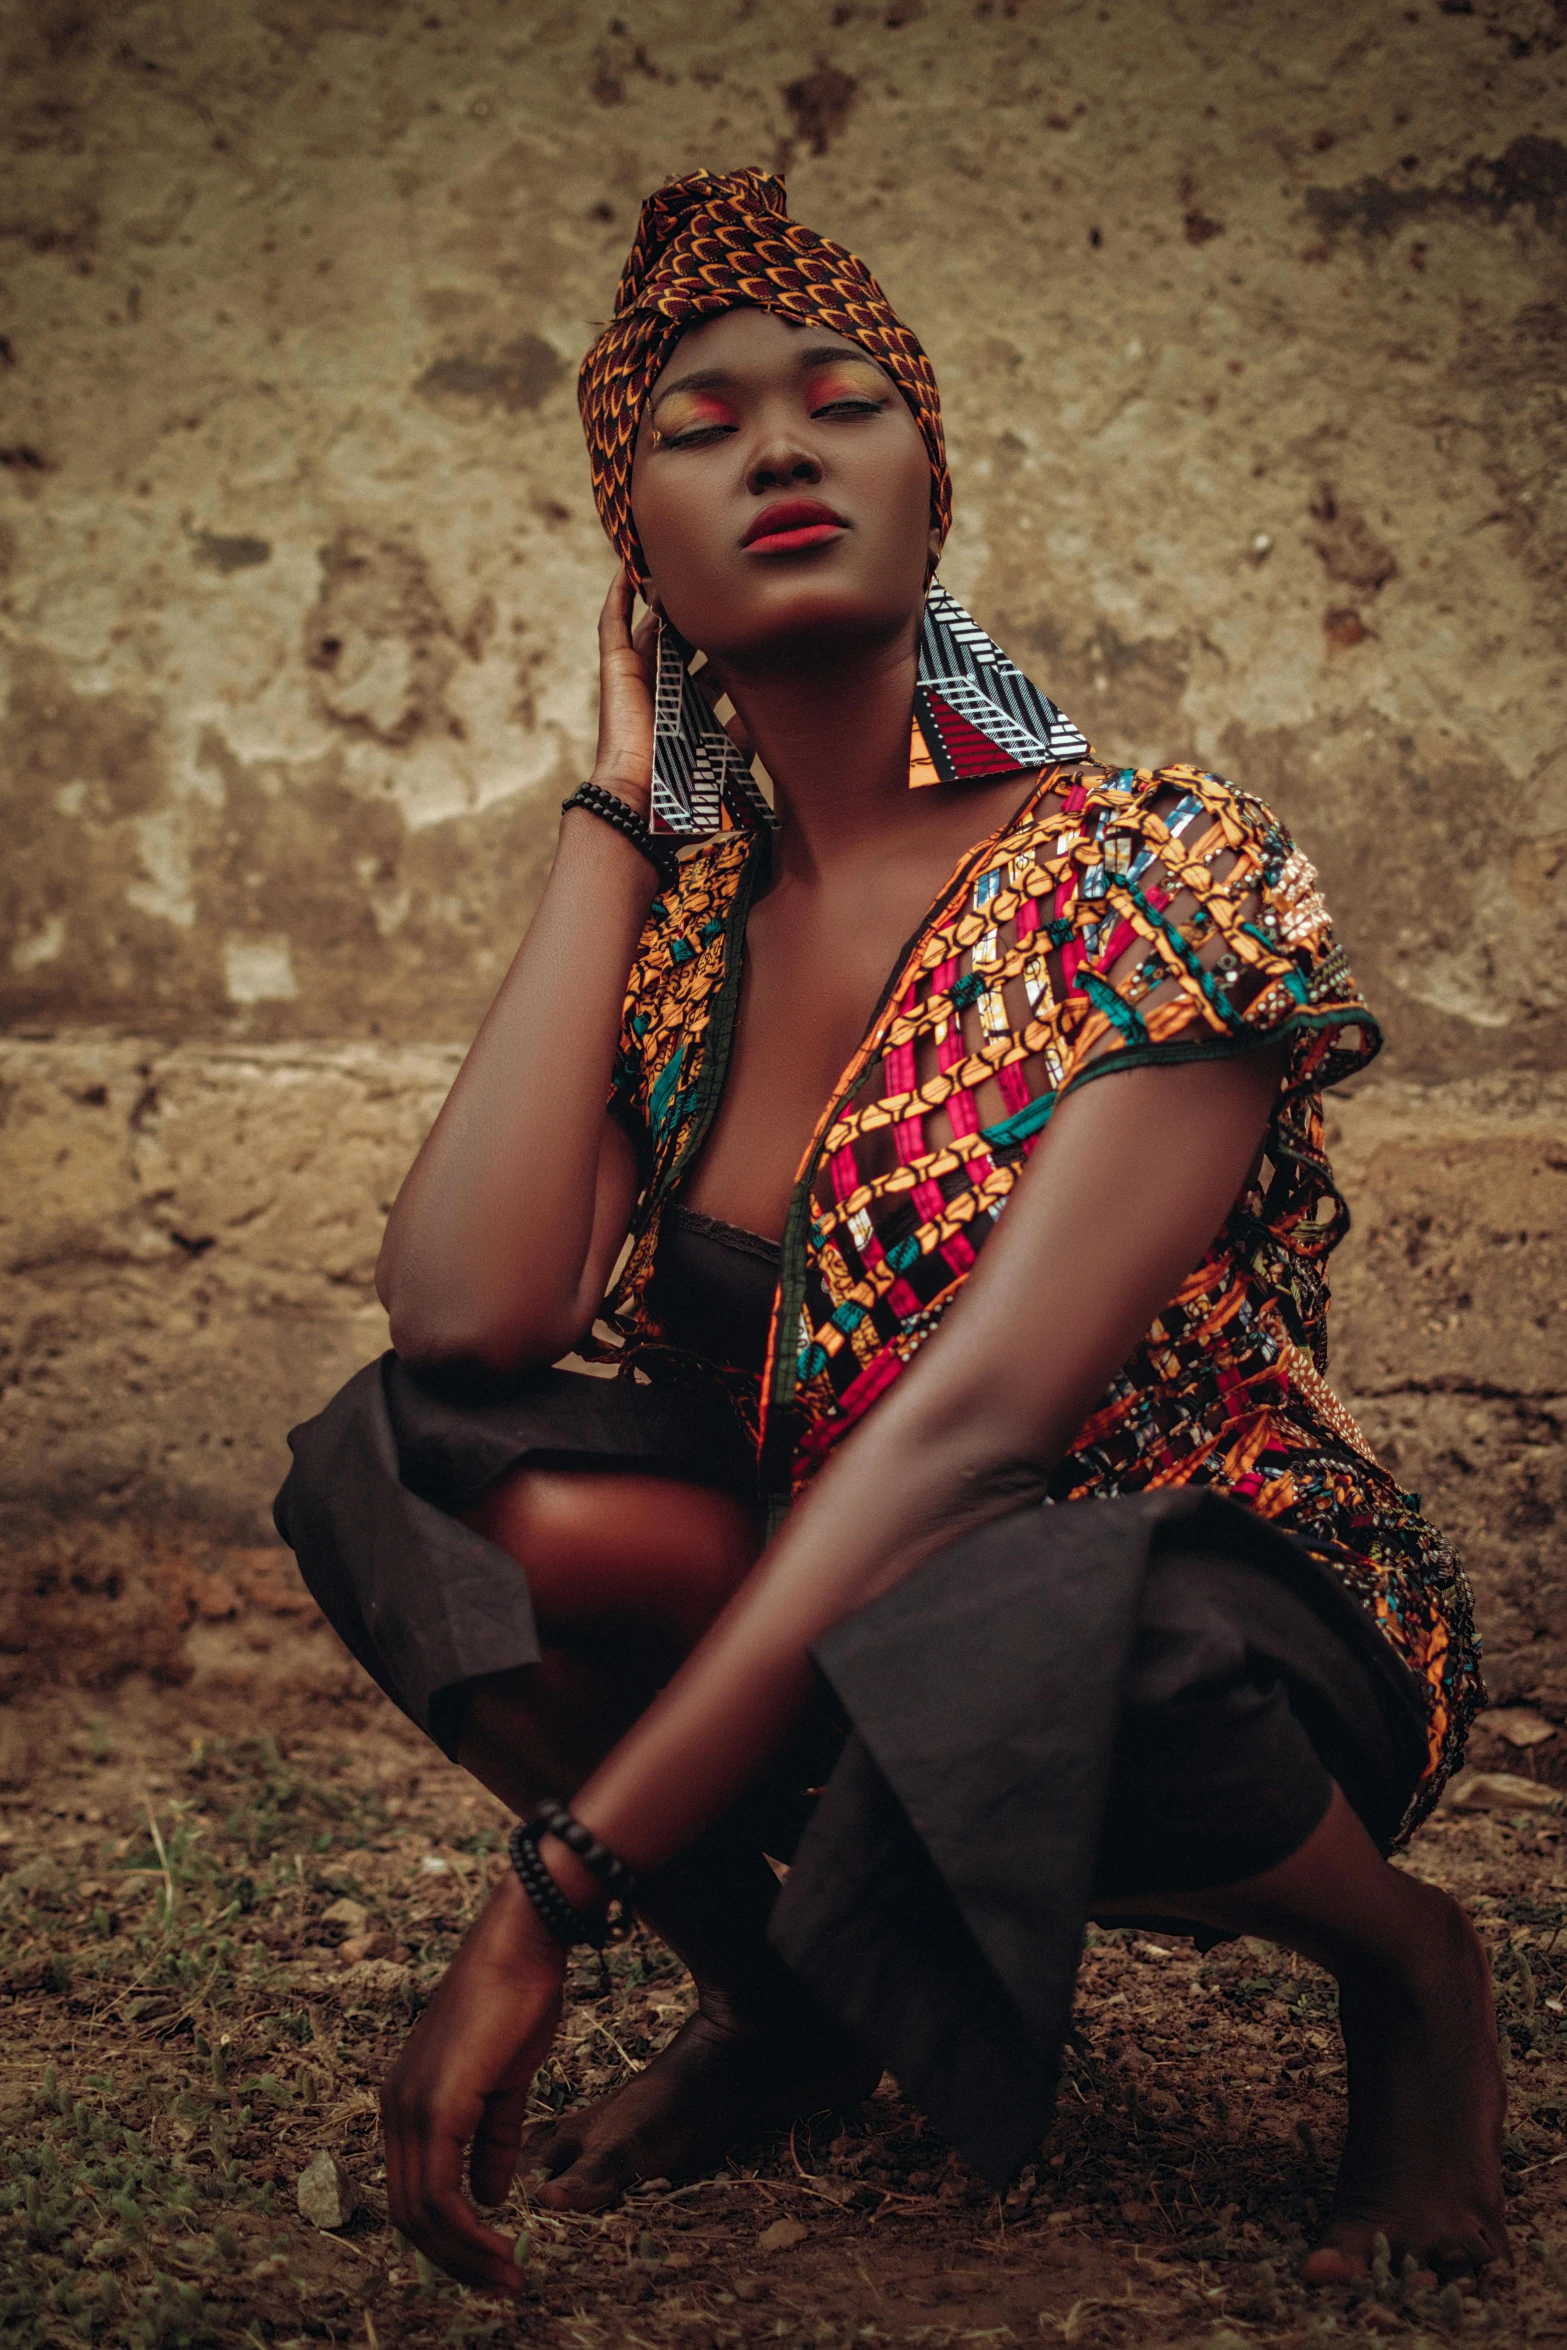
[{"x1": 275, "y1": 1353, "x2": 1430, "y2": 2186}]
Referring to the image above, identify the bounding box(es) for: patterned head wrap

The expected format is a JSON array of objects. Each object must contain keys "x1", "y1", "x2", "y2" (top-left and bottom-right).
[{"x1": 578, "y1": 167, "x2": 951, "y2": 586}]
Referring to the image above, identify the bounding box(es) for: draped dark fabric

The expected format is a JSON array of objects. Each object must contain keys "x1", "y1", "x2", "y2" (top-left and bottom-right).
[
  {"x1": 771, "y1": 1485, "x2": 1427, "y2": 2183},
  {"x1": 277, "y1": 1361, "x2": 1426, "y2": 2185},
  {"x1": 275, "y1": 1352, "x2": 757, "y2": 1751}
]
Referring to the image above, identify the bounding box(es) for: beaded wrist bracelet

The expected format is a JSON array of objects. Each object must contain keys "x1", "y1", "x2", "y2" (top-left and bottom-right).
[
  {"x1": 507, "y1": 1821, "x2": 602, "y2": 1953},
  {"x1": 561, "y1": 781, "x2": 679, "y2": 889},
  {"x1": 506, "y1": 1808, "x2": 640, "y2": 1992},
  {"x1": 533, "y1": 1802, "x2": 640, "y2": 1908}
]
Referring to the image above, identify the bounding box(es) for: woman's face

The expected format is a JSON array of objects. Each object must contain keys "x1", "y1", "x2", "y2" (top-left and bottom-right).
[{"x1": 628, "y1": 306, "x2": 939, "y2": 669}]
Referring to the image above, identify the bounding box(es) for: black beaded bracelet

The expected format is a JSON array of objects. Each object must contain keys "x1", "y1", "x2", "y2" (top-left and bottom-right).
[
  {"x1": 507, "y1": 1814, "x2": 639, "y2": 1997},
  {"x1": 507, "y1": 1820, "x2": 600, "y2": 1952},
  {"x1": 561, "y1": 781, "x2": 678, "y2": 889},
  {"x1": 534, "y1": 1802, "x2": 641, "y2": 1907}
]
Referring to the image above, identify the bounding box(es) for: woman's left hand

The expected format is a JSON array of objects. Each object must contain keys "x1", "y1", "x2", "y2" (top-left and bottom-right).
[{"x1": 381, "y1": 1871, "x2": 566, "y2": 2294}]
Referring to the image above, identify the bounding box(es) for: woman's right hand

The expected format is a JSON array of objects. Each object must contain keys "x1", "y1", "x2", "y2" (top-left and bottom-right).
[
  {"x1": 381, "y1": 1872, "x2": 567, "y2": 2294},
  {"x1": 589, "y1": 564, "x2": 660, "y2": 818}
]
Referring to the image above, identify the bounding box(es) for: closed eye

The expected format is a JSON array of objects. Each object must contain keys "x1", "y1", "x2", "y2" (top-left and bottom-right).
[
  {"x1": 661, "y1": 421, "x2": 739, "y2": 448},
  {"x1": 811, "y1": 395, "x2": 891, "y2": 420}
]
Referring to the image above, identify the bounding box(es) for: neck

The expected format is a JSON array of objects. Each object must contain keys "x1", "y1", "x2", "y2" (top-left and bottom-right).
[{"x1": 719, "y1": 624, "x2": 922, "y2": 878}]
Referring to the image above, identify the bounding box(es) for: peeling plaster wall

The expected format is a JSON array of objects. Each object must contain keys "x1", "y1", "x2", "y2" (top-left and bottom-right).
[{"x1": 1, "y1": 0, "x2": 1564, "y2": 1715}]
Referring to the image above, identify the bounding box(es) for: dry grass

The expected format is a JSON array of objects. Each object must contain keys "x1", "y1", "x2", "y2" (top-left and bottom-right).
[{"x1": 1, "y1": 1678, "x2": 1564, "y2": 2349}]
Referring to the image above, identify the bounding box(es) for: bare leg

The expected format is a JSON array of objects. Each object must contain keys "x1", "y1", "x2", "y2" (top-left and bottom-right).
[
  {"x1": 1097, "y1": 1784, "x2": 1508, "y2": 2283},
  {"x1": 450, "y1": 1467, "x2": 878, "y2": 2212}
]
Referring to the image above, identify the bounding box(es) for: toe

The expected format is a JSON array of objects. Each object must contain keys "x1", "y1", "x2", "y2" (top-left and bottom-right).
[
  {"x1": 1431, "y1": 2218, "x2": 1511, "y2": 2285},
  {"x1": 1301, "y1": 2245, "x2": 1365, "y2": 2286},
  {"x1": 1301, "y1": 2214, "x2": 1385, "y2": 2286},
  {"x1": 537, "y1": 2152, "x2": 636, "y2": 2213},
  {"x1": 518, "y1": 2120, "x2": 584, "y2": 2182}
]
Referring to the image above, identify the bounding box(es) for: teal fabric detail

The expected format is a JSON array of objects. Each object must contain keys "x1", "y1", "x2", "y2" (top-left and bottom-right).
[
  {"x1": 831, "y1": 1300, "x2": 867, "y2": 1334},
  {"x1": 699, "y1": 916, "x2": 724, "y2": 943},
  {"x1": 979, "y1": 1090, "x2": 1057, "y2": 1151},
  {"x1": 1119, "y1": 878, "x2": 1233, "y2": 1022},
  {"x1": 649, "y1": 1042, "x2": 686, "y2": 1135},
  {"x1": 950, "y1": 971, "x2": 986, "y2": 1009},
  {"x1": 1043, "y1": 915, "x2": 1075, "y2": 947},
  {"x1": 1083, "y1": 968, "x2": 1149, "y2": 1045},
  {"x1": 886, "y1": 1235, "x2": 921, "y2": 1274},
  {"x1": 669, "y1": 937, "x2": 695, "y2": 965},
  {"x1": 797, "y1": 1342, "x2": 829, "y2": 1381}
]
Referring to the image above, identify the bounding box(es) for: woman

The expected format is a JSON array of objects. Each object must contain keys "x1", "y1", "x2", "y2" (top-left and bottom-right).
[{"x1": 276, "y1": 169, "x2": 1505, "y2": 2296}]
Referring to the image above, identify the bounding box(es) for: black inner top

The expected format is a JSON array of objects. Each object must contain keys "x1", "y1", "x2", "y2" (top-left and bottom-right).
[{"x1": 648, "y1": 1201, "x2": 780, "y2": 1376}]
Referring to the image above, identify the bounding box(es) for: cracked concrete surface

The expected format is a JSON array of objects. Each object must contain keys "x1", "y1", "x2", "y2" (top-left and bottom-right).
[{"x1": 1, "y1": 0, "x2": 1563, "y2": 1727}]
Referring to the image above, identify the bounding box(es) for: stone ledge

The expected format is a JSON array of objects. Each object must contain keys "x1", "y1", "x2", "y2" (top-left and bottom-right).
[{"x1": 2, "y1": 1038, "x2": 1564, "y2": 1717}]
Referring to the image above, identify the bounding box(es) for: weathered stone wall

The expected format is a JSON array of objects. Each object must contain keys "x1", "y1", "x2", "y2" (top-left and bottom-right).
[{"x1": 2, "y1": 1, "x2": 1563, "y2": 1727}]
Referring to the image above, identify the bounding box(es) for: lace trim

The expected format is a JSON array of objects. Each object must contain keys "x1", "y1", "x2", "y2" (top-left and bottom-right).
[{"x1": 664, "y1": 1201, "x2": 781, "y2": 1267}]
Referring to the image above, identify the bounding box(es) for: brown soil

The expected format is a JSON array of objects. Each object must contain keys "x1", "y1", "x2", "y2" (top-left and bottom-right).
[{"x1": 2, "y1": 1651, "x2": 1565, "y2": 2350}]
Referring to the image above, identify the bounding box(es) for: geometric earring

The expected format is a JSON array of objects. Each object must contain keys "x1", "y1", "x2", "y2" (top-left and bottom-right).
[
  {"x1": 908, "y1": 579, "x2": 1087, "y2": 789},
  {"x1": 650, "y1": 617, "x2": 779, "y2": 839}
]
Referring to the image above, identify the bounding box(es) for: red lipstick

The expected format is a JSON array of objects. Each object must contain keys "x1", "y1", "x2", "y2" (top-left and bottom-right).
[{"x1": 741, "y1": 498, "x2": 848, "y2": 555}]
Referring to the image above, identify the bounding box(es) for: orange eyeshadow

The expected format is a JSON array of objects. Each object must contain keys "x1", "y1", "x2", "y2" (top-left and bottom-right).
[
  {"x1": 653, "y1": 390, "x2": 738, "y2": 436},
  {"x1": 806, "y1": 360, "x2": 887, "y2": 402}
]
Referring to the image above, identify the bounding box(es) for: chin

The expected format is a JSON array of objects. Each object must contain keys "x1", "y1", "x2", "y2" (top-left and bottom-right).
[{"x1": 696, "y1": 565, "x2": 921, "y2": 665}]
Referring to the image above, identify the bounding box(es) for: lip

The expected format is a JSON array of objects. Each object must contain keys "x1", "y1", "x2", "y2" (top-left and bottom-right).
[{"x1": 740, "y1": 498, "x2": 849, "y2": 554}]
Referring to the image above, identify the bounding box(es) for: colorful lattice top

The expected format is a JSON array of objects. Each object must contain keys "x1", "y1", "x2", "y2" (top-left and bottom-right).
[{"x1": 592, "y1": 761, "x2": 1481, "y2": 1825}]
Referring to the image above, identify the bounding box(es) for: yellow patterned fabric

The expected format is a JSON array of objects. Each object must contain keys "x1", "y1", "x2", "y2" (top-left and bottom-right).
[
  {"x1": 590, "y1": 760, "x2": 1482, "y2": 1834},
  {"x1": 578, "y1": 167, "x2": 951, "y2": 585}
]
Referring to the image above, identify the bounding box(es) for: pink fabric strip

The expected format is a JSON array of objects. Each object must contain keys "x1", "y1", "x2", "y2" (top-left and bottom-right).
[
  {"x1": 796, "y1": 1343, "x2": 905, "y2": 1465},
  {"x1": 1092, "y1": 912, "x2": 1138, "y2": 970}
]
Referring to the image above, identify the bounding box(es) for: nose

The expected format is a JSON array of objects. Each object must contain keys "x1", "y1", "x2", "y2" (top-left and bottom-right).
[{"x1": 746, "y1": 435, "x2": 823, "y2": 496}]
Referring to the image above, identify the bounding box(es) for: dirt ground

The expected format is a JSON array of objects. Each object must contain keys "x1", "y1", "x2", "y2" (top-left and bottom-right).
[{"x1": 2, "y1": 1657, "x2": 1565, "y2": 2350}]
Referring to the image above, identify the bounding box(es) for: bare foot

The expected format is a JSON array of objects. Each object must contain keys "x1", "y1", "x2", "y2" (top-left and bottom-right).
[
  {"x1": 1302, "y1": 1881, "x2": 1510, "y2": 2286},
  {"x1": 518, "y1": 1991, "x2": 880, "y2": 2212}
]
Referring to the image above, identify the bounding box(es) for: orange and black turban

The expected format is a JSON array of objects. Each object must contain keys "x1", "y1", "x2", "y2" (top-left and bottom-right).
[{"x1": 578, "y1": 167, "x2": 951, "y2": 585}]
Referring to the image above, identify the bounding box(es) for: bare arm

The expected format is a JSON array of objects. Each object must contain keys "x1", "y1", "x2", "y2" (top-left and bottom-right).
[
  {"x1": 376, "y1": 571, "x2": 658, "y2": 1373},
  {"x1": 571, "y1": 1038, "x2": 1288, "y2": 1867}
]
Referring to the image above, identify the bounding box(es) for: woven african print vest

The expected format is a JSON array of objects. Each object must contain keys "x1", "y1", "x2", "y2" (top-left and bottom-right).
[
  {"x1": 595, "y1": 758, "x2": 1380, "y2": 1512},
  {"x1": 591, "y1": 768, "x2": 1492, "y2": 1821}
]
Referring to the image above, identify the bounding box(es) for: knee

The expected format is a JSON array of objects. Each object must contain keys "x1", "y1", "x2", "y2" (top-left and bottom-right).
[{"x1": 463, "y1": 1468, "x2": 760, "y2": 1644}]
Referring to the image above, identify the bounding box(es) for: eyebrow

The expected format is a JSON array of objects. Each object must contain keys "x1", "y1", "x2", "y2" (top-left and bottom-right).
[{"x1": 649, "y1": 344, "x2": 886, "y2": 410}]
